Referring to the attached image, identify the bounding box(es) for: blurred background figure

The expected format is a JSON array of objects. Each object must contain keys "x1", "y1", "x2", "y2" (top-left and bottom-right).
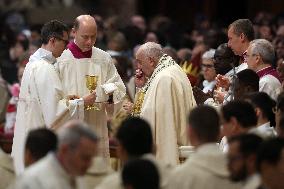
[
  {"x1": 200, "y1": 49, "x2": 216, "y2": 93},
  {"x1": 122, "y1": 159, "x2": 160, "y2": 189},
  {"x1": 257, "y1": 138, "x2": 284, "y2": 189},
  {"x1": 227, "y1": 134, "x2": 263, "y2": 189},
  {"x1": 24, "y1": 128, "x2": 57, "y2": 168}
]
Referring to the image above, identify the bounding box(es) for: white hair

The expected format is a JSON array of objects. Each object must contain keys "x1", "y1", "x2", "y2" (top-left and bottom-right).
[
  {"x1": 139, "y1": 42, "x2": 163, "y2": 61},
  {"x1": 57, "y1": 120, "x2": 98, "y2": 149},
  {"x1": 250, "y1": 39, "x2": 275, "y2": 65},
  {"x1": 202, "y1": 49, "x2": 216, "y2": 60}
]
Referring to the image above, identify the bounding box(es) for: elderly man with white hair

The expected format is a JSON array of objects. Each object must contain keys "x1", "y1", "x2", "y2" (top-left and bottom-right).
[
  {"x1": 201, "y1": 49, "x2": 216, "y2": 93},
  {"x1": 247, "y1": 39, "x2": 281, "y2": 100},
  {"x1": 130, "y1": 42, "x2": 196, "y2": 166},
  {"x1": 13, "y1": 120, "x2": 98, "y2": 189}
]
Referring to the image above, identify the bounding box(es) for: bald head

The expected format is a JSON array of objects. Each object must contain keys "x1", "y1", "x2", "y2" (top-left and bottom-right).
[
  {"x1": 74, "y1": 15, "x2": 97, "y2": 31},
  {"x1": 73, "y1": 15, "x2": 97, "y2": 52}
]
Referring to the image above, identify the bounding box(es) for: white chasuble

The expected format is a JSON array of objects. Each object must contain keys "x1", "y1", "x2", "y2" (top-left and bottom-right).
[
  {"x1": 56, "y1": 47, "x2": 126, "y2": 169},
  {"x1": 12, "y1": 48, "x2": 84, "y2": 175},
  {"x1": 139, "y1": 54, "x2": 196, "y2": 166}
]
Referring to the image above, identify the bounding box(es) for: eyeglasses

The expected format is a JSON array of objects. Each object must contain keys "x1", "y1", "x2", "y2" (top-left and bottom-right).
[
  {"x1": 201, "y1": 64, "x2": 215, "y2": 69},
  {"x1": 54, "y1": 36, "x2": 69, "y2": 46},
  {"x1": 246, "y1": 53, "x2": 258, "y2": 58}
]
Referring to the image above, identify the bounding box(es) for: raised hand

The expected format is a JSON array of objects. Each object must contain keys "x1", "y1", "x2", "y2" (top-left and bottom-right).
[
  {"x1": 134, "y1": 69, "x2": 147, "y2": 88},
  {"x1": 216, "y1": 74, "x2": 230, "y2": 91},
  {"x1": 122, "y1": 101, "x2": 134, "y2": 114}
]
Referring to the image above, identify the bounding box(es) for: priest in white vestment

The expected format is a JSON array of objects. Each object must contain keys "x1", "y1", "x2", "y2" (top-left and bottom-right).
[
  {"x1": 56, "y1": 15, "x2": 126, "y2": 167},
  {"x1": 132, "y1": 42, "x2": 196, "y2": 166},
  {"x1": 12, "y1": 20, "x2": 96, "y2": 174}
]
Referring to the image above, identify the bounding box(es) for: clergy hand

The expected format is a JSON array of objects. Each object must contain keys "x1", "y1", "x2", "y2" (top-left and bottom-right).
[
  {"x1": 83, "y1": 91, "x2": 97, "y2": 106},
  {"x1": 216, "y1": 74, "x2": 230, "y2": 91},
  {"x1": 123, "y1": 101, "x2": 134, "y2": 114},
  {"x1": 67, "y1": 95, "x2": 80, "y2": 100},
  {"x1": 135, "y1": 69, "x2": 147, "y2": 88},
  {"x1": 213, "y1": 88, "x2": 226, "y2": 104},
  {"x1": 192, "y1": 87, "x2": 212, "y2": 105}
]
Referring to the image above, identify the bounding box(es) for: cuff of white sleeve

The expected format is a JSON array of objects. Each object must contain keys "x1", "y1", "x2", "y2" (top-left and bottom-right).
[{"x1": 69, "y1": 98, "x2": 84, "y2": 120}]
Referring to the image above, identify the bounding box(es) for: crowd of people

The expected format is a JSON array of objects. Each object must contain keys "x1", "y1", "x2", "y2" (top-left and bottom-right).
[{"x1": 0, "y1": 9, "x2": 284, "y2": 189}]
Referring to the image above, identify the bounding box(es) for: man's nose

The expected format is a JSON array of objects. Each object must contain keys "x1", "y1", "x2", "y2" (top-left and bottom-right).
[{"x1": 228, "y1": 42, "x2": 232, "y2": 47}]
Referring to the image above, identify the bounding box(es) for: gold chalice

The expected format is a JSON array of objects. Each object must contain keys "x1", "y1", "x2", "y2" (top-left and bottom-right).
[{"x1": 85, "y1": 75, "x2": 100, "y2": 111}]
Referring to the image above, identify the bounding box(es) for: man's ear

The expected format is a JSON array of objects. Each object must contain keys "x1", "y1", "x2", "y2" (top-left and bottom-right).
[
  {"x1": 230, "y1": 117, "x2": 239, "y2": 132},
  {"x1": 148, "y1": 57, "x2": 156, "y2": 67},
  {"x1": 240, "y1": 33, "x2": 246, "y2": 42},
  {"x1": 255, "y1": 54, "x2": 262, "y2": 64},
  {"x1": 255, "y1": 107, "x2": 261, "y2": 117},
  {"x1": 49, "y1": 37, "x2": 56, "y2": 46},
  {"x1": 71, "y1": 27, "x2": 76, "y2": 35}
]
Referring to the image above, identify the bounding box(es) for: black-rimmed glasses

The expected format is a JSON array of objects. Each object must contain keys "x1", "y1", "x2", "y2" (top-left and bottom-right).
[{"x1": 54, "y1": 36, "x2": 69, "y2": 46}]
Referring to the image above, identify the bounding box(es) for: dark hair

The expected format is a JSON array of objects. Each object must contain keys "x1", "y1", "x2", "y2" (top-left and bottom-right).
[
  {"x1": 188, "y1": 105, "x2": 220, "y2": 142},
  {"x1": 279, "y1": 112, "x2": 284, "y2": 131},
  {"x1": 25, "y1": 128, "x2": 57, "y2": 161},
  {"x1": 222, "y1": 100, "x2": 257, "y2": 128},
  {"x1": 235, "y1": 69, "x2": 259, "y2": 93},
  {"x1": 214, "y1": 43, "x2": 239, "y2": 75},
  {"x1": 245, "y1": 92, "x2": 276, "y2": 127},
  {"x1": 228, "y1": 134, "x2": 263, "y2": 157},
  {"x1": 229, "y1": 19, "x2": 255, "y2": 41},
  {"x1": 41, "y1": 20, "x2": 68, "y2": 45},
  {"x1": 276, "y1": 91, "x2": 284, "y2": 112},
  {"x1": 122, "y1": 159, "x2": 160, "y2": 189},
  {"x1": 204, "y1": 29, "x2": 227, "y2": 49},
  {"x1": 257, "y1": 138, "x2": 284, "y2": 172},
  {"x1": 116, "y1": 117, "x2": 153, "y2": 156}
]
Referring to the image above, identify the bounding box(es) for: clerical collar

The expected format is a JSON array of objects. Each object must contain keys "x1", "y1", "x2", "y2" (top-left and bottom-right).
[
  {"x1": 240, "y1": 50, "x2": 248, "y2": 63},
  {"x1": 142, "y1": 54, "x2": 176, "y2": 92},
  {"x1": 256, "y1": 66, "x2": 280, "y2": 81},
  {"x1": 67, "y1": 41, "x2": 92, "y2": 59},
  {"x1": 29, "y1": 48, "x2": 56, "y2": 64}
]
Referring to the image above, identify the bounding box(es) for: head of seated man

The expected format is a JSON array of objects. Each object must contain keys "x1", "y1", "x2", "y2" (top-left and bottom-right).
[{"x1": 24, "y1": 128, "x2": 57, "y2": 167}]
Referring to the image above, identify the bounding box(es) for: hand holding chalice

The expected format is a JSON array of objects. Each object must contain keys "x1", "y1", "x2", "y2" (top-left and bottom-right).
[{"x1": 85, "y1": 75, "x2": 100, "y2": 111}]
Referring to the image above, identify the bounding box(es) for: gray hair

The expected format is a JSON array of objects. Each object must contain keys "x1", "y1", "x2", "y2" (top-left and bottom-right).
[
  {"x1": 139, "y1": 42, "x2": 163, "y2": 61},
  {"x1": 229, "y1": 19, "x2": 254, "y2": 41},
  {"x1": 57, "y1": 120, "x2": 98, "y2": 150},
  {"x1": 202, "y1": 49, "x2": 216, "y2": 60},
  {"x1": 250, "y1": 39, "x2": 275, "y2": 65}
]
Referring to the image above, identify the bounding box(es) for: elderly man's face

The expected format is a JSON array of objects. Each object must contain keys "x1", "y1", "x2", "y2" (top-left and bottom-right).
[
  {"x1": 246, "y1": 45, "x2": 259, "y2": 71},
  {"x1": 202, "y1": 59, "x2": 216, "y2": 82},
  {"x1": 135, "y1": 50, "x2": 155, "y2": 77},
  {"x1": 65, "y1": 137, "x2": 97, "y2": 176},
  {"x1": 73, "y1": 22, "x2": 97, "y2": 52}
]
